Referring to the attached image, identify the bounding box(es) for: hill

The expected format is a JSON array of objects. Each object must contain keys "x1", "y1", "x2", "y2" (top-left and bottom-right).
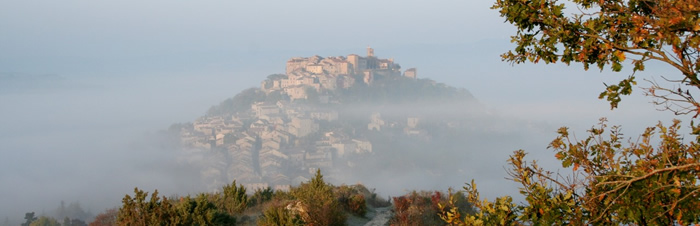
[{"x1": 169, "y1": 48, "x2": 491, "y2": 194}]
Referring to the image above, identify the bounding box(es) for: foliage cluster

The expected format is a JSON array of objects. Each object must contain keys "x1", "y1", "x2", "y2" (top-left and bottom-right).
[
  {"x1": 206, "y1": 88, "x2": 286, "y2": 116},
  {"x1": 53, "y1": 201, "x2": 92, "y2": 225},
  {"x1": 339, "y1": 75, "x2": 474, "y2": 105},
  {"x1": 391, "y1": 190, "x2": 472, "y2": 226},
  {"x1": 62, "y1": 217, "x2": 87, "y2": 226},
  {"x1": 116, "y1": 183, "x2": 240, "y2": 225},
  {"x1": 439, "y1": 0, "x2": 700, "y2": 225},
  {"x1": 18, "y1": 214, "x2": 88, "y2": 226},
  {"x1": 89, "y1": 208, "x2": 117, "y2": 226},
  {"x1": 288, "y1": 169, "x2": 347, "y2": 226},
  {"x1": 18, "y1": 202, "x2": 91, "y2": 226},
  {"x1": 258, "y1": 170, "x2": 391, "y2": 226},
  {"x1": 101, "y1": 169, "x2": 385, "y2": 225},
  {"x1": 492, "y1": 0, "x2": 700, "y2": 113},
  {"x1": 248, "y1": 187, "x2": 274, "y2": 208},
  {"x1": 334, "y1": 185, "x2": 368, "y2": 217},
  {"x1": 442, "y1": 120, "x2": 700, "y2": 225},
  {"x1": 218, "y1": 181, "x2": 248, "y2": 215},
  {"x1": 29, "y1": 216, "x2": 60, "y2": 226},
  {"x1": 257, "y1": 199, "x2": 305, "y2": 226},
  {"x1": 21, "y1": 213, "x2": 37, "y2": 226}
]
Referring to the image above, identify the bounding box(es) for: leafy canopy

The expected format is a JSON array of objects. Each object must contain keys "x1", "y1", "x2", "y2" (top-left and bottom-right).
[
  {"x1": 492, "y1": 0, "x2": 700, "y2": 112},
  {"x1": 442, "y1": 119, "x2": 700, "y2": 225},
  {"x1": 439, "y1": 1, "x2": 700, "y2": 225}
]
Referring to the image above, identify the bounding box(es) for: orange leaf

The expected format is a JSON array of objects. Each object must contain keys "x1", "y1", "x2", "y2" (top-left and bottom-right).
[
  {"x1": 614, "y1": 51, "x2": 626, "y2": 61},
  {"x1": 555, "y1": 153, "x2": 564, "y2": 159}
]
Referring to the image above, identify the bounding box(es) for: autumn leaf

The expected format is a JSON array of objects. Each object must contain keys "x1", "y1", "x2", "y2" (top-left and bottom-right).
[
  {"x1": 614, "y1": 51, "x2": 626, "y2": 61},
  {"x1": 555, "y1": 153, "x2": 564, "y2": 159}
]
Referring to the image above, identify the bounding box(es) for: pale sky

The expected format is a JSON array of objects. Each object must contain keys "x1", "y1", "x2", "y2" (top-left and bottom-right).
[
  {"x1": 0, "y1": 0, "x2": 508, "y2": 66},
  {"x1": 0, "y1": 0, "x2": 685, "y2": 223}
]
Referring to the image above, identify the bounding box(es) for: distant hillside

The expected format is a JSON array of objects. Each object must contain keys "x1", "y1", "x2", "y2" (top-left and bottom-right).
[
  {"x1": 206, "y1": 74, "x2": 476, "y2": 117},
  {"x1": 338, "y1": 75, "x2": 474, "y2": 103},
  {"x1": 169, "y1": 49, "x2": 497, "y2": 194}
]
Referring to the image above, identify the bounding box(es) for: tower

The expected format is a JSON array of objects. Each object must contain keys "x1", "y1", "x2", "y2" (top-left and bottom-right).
[{"x1": 367, "y1": 46, "x2": 374, "y2": 57}]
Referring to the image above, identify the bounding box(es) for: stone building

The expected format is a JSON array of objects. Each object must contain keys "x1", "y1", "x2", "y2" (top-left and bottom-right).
[{"x1": 404, "y1": 68, "x2": 417, "y2": 79}]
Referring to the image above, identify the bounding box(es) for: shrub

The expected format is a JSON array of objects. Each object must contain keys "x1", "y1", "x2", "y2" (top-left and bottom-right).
[
  {"x1": 248, "y1": 187, "x2": 274, "y2": 207},
  {"x1": 442, "y1": 120, "x2": 700, "y2": 225},
  {"x1": 117, "y1": 187, "x2": 235, "y2": 226},
  {"x1": 258, "y1": 201, "x2": 304, "y2": 226},
  {"x1": 391, "y1": 191, "x2": 449, "y2": 226},
  {"x1": 220, "y1": 180, "x2": 248, "y2": 215},
  {"x1": 170, "y1": 194, "x2": 235, "y2": 225},
  {"x1": 334, "y1": 185, "x2": 367, "y2": 217},
  {"x1": 348, "y1": 194, "x2": 367, "y2": 217},
  {"x1": 89, "y1": 208, "x2": 117, "y2": 226},
  {"x1": 292, "y1": 169, "x2": 347, "y2": 226}
]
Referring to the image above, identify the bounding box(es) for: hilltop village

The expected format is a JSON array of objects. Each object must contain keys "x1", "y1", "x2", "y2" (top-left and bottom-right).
[
  {"x1": 177, "y1": 48, "x2": 431, "y2": 192},
  {"x1": 262, "y1": 47, "x2": 416, "y2": 100}
]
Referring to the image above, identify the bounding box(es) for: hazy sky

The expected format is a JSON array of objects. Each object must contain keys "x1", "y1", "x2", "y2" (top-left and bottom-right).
[{"x1": 0, "y1": 0, "x2": 685, "y2": 223}]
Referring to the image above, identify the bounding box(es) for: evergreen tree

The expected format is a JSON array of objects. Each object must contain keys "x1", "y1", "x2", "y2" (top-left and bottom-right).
[
  {"x1": 249, "y1": 187, "x2": 274, "y2": 207},
  {"x1": 220, "y1": 180, "x2": 247, "y2": 215},
  {"x1": 292, "y1": 169, "x2": 346, "y2": 226},
  {"x1": 170, "y1": 194, "x2": 235, "y2": 225},
  {"x1": 117, "y1": 187, "x2": 235, "y2": 225},
  {"x1": 22, "y1": 212, "x2": 37, "y2": 226},
  {"x1": 117, "y1": 188, "x2": 174, "y2": 225}
]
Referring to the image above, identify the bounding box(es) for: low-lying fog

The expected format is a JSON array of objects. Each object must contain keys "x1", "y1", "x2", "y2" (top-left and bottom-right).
[
  {"x1": 0, "y1": 46, "x2": 676, "y2": 224},
  {"x1": 0, "y1": 70, "x2": 251, "y2": 222}
]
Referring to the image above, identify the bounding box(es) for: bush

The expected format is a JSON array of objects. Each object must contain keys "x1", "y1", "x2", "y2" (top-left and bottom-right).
[
  {"x1": 291, "y1": 169, "x2": 347, "y2": 226},
  {"x1": 248, "y1": 187, "x2": 274, "y2": 208},
  {"x1": 89, "y1": 208, "x2": 117, "y2": 226},
  {"x1": 29, "y1": 216, "x2": 60, "y2": 226},
  {"x1": 348, "y1": 194, "x2": 367, "y2": 217},
  {"x1": 391, "y1": 191, "x2": 449, "y2": 226},
  {"x1": 334, "y1": 185, "x2": 367, "y2": 217},
  {"x1": 170, "y1": 194, "x2": 236, "y2": 225},
  {"x1": 117, "y1": 187, "x2": 235, "y2": 226},
  {"x1": 219, "y1": 180, "x2": 247, "y2": 215},
  {"x1": 258, "y1": 200, "x2": 305, "y2": 226}
]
